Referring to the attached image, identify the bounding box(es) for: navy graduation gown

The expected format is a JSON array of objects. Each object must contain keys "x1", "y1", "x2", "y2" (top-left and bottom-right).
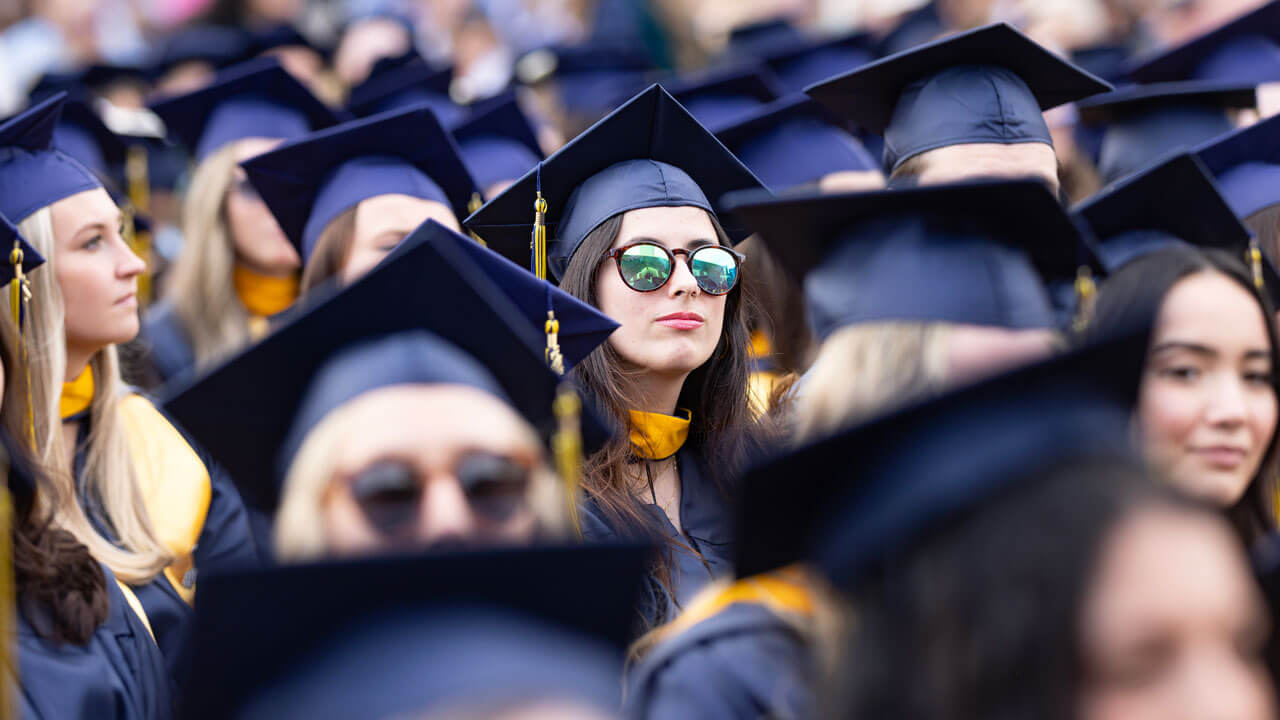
[
  {"x1": 626, "y1": 602, "x2": 815, "y2": 720},
  {"x1": 137, "y1": 302, "x2": 196, "y2": 387},
  {"x1": 580, "y1": 445, "x2": 734, "y2": 627},
  {"x1": 18, "y1": 566, "x2": 174, "y2": 720}
]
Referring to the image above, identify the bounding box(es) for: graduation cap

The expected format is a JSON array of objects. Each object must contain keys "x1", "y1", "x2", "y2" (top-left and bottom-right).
[
  {"x1": 1070, "y1": 43, "x2": 1132, "y2": 83},
  {"x1": 0, "y1": 93, "x2": 103, "y2": 224},
  {"x1": 148, "y1": 24, "x2": 257, "y2": 80},
  {"x1": 31, "y1": 63, "x2": 152, "y2": 102},
  {"x1": 733, "y1": 322, "x2": 1149, "y2": 583},
  {"x1": 723, "y1": 179, "x2": 1098, "y2": 339},
  {"x1": 0, "y1": 212, "x2": 45, "y2": 288},
  {"x1": 1196, "y1": 111, "x2": 1280, "y2": 219},
  {"x1": 806, "y1": 23, "x2": 1113, "y2": 172},
  {"x1": 148, "y1": 57, "x2": 344, "y2": 161},
  {"x1": 514, "y1": 44, "x2": 654, "y2": 120},
  {"x1": 464, "y1": 84, "x2": 769, "y2": 280},
  {"x1": 715, "y1": 96, "x2": 878, "y2": 191},
  {"x1": 345, "y1": 54, "x2": 463, "y2": 126},
  {"x1": 724, "y1": 17, "x2": 807, "y2": 59},
  {"x1": 1076, "y1": 81, "x2": 1255, "y2": 184},
  {"x1": 1127, "y1": 0, "x2": 1280, "y2": 86},
  {"x1": 50, "y1": 99, "x2": 127, "y2": 185},
  {"x1": 663, "y1": 64, "x2": 784, "y2": 133},
  {"x1": 184, "y1": 544, "x2": 650, "y2": 720},
  {"x1": 450, "y1": 94, "x2": 543, "y2": 196},
  {"x1": 874, "y1": 0, "x2": 947, "y2": 57},
  {"x1": 757, "y1": 31, "x2": 877, "y2": 95},
  {"x1": 1073, "y1": 151, "x2": 1280, "y2": 302},
  {"x1": 241, "y1": 105, "x2": 478, "y2": 262},
  {"x1": 159, "y1": 220, "x2": 615, "y2": 513}
]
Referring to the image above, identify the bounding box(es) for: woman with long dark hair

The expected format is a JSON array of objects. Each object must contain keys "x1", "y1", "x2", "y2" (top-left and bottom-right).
[{"x1": 466, "y1": 85, "x2": 774, "y2": 625}]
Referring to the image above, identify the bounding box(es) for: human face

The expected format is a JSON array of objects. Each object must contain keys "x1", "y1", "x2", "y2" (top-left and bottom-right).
[
  {"x1": 1079, "y1": 506, "x2": 1275, "y2": 720},
  {"x1": 318, "y1": 385, "x2": 543, "y2": 557},
  {"x1": 593, "y1": 206, "x2": 728, "y2": 378},
  {"x1": 913, "y1": 142, "x2": 1060, "y2": 195},
  {"x1": 944, "y1": 324, "x2": 1061, "y2": 386},
  {"x1": 1136, "y1": 272, "x2": 1277, "y2": 506},
  {"x1": 227, "y1": 138, "x2": 300, "y2": 276},
  {"x1": 339, "y1": 195, "x2": 460, "y2": 285},
  {"x1": 50, "y1": 188, "x2": 146, "y2": 354}
]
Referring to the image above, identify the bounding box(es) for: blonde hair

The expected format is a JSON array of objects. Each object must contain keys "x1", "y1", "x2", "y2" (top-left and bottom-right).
[
  {"x1": 165, "y1": 142, "x2": 253, "y2": 368},
  {"x1": 274, "y1": 395, "x2": 570, "y2": 562},
  {"x1": 9, "y1": 207, "x2": 172, "y2": 584},
  {"x1": 790, "y1": 323, "x2": 952, "y2": 444}
]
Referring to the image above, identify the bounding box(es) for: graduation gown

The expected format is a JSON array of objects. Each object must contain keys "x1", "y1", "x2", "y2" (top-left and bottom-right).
[
  {"x1": 627, "y1": 602, "x2": 815, "y2": 720},
  {"x1": 137, "y1": 302, "x2": 195, "y2": 387},
  {"x1": 579, "y1": 445, "x2": 734, "y2": 627},
  {"x1": 18, "y1": 566, "x2": 174, "y2": 720},
  {"x1": 74, "y1": 393, "x2": 259, "y2": 690}
]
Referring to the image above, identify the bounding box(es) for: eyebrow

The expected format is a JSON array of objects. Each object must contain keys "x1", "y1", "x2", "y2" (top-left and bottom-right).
[
  {"x1": 626, "y1": 235, "x2": 718, "y2": 250},
  {"x1": 1151, "y1": 341, "x2": 1272, "y2": 361}
]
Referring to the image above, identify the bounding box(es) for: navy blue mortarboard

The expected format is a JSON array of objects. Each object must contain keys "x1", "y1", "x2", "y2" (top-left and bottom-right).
[
  {"x1": 450, "y1": 94, "x2": 543, "y2": 196},
  {"x1": 346, "y1": 54, "x2": 463, "y2": 126},
  {"x1": 1196, "y1": 111, "x2": 1280, "y2": 219},
  {"x1": 31, "y1": 63, "x2": 151, "y2": 102},
  {"x1": 242, "y1": 105, "x2": 477, "y2": 262},
  {"x1": 757, "y1": 31, "x2": 876, "y2": 94},
  {"x1": 1128, "y1": 0, "x2": 1280, "y2": 86},
  {"x1": 807, "y1": 23, "x2": 1113, "y2": 172},
  {"x1": 1076, "y1": 81, "x2": 1255, "y2": 184},
  {"x1": 1073, "y1": 152, "x2": 1280, "y2": 303},
  {"x1": 874, "y1": 0, "x2": 947, "y2": 56},
  {"x1": 724, "y1": 17, "x2": 807, "y2": 59},
  {"x1": 464, "y1": 84, "x2": 768, "y2": 279},
  {"x1": 0, "y1": 94, "x2": 103, "y2": 224},
  {"x1": 51, "y1": 99, "x2": 127, "y2": 185},
  {"x1": 515, "y1": 44, "x2": 654, "y2": 120},
  {"x1": 724, "y1": 179, "x2": 1098, "y2": 339},
  {"x1": 0, "y1": 213, "x2": 45, "y2": 288},
  {"x1": 733, "y1": 323, "x2": 1148, "y2": 582},
  {"x1": 148, "y1": 24, "x2": 257, "y2": 80},
  {"x1": 664, "y1": 64, "x2": 784, "y2": 133},
  {"x1": 184, "y1": 544, "x2": 649, "y2": 720},
  {"x1": 149, "y1": 57, "x2": 343, "y2": 161},
  {"x1": 716, "y1": 96, "x2": 878, "y2": 191},
  {"x1": 1071, "y1": 43, "x2": 1132, "y2": 83},
  {"x1": 160, "y1": 220, "x2": 615, "y2": 512}
]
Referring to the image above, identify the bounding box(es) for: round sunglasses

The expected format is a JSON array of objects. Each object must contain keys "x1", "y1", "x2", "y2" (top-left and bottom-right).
[{"x1": 602, "y1": 241, "x2": 745, "y2": 296}]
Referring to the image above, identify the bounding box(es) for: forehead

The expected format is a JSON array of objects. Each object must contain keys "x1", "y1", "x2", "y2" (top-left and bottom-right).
[
  {"x1": 915, "y1": 142, "x2": 1058, "y2": 188},
  {"x1": 50, "y1": 187, "x2": 119, "y2": 230},
  {"x1": 615, "y1": 205, "x2": 718, "y2": 248},
  {"x1": 354, "y1": 194, "x2": 455, "y2": 235},
  {"x1": 1155, "y1": 271, "x2": 1269, "y2": 347}
]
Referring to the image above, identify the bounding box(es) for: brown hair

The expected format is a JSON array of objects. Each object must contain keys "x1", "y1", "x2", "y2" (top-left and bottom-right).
[
  {"x1": 1245, "y1": 204, "x2": 1280, "y2": 269},
  {"x1": 300, "y1": 206, "x2": 357, "y2": 295},
  {"x1": 558, "y1": 211, "x2": 774, "y2": 621}
]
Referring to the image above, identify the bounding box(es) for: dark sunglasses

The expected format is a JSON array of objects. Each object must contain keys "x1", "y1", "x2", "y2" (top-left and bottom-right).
[
  {"x1": 603, "y1": 241, "x2": 745, "y2": 296},
  {"x1": 344, "y1": 453, "x2": 532, "y2": 539}
]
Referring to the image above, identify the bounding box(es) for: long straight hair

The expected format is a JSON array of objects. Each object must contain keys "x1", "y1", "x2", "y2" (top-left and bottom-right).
[
  {"x1": 8, "y1": 207, "x2": 172, "y2": 584},
  {"x1": 166, "y1": 142, "x2": 253, "y2": 368},
  {"x1": 1083, "y1": 245, "x2": 1280, "y2": 545},
  {"x1": 558, "y1": 211, "x2": 771, "y2": 613}
]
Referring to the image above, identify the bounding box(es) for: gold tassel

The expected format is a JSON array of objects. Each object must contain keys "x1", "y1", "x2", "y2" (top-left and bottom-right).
[
  {"x1": 532, "y1": 191, "x2": 548, "y2": 281},
  {"x1": 552, "y1": 382, "x2": 583, "y2": 539},
  {"x1": 9, "y1": 242, "x2": 33, "y2": 451},
  {"x1": 545, "y1": 311, "x2": 564, "y2": 376},
  {"x1": 1249, "y1": 238, "x2": 1265, "y2": 292},
  {"x1": 467, "y1": 192, "x2": 487, "y2": 247},
  {"x1": 0, "y1": 482, "x2": 13, "y2": 720},
  {"x1": 1071, "y1": 266, "x2": 1097, "y2": 334}
]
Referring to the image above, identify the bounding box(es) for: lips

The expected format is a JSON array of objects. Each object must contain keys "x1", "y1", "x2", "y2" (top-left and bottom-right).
[
  {"x1": 114, "y1": 292, "x2": 136, "y2": 306},
  {"x1": 655, "y1": 312, "x2": 704, "y2": 331},
  {"x1": 1193, "y1": 445, "x2": 1248, "y2": 470}
]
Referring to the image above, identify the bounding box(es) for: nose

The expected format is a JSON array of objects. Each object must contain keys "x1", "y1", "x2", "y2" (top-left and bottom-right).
[
  {"x1": 418, "y1": 477, "x2": 476, "y2": 547},
  {"x1": 115, "y1": 236, "x2": 147, "y2": 280},
  {"x1": 1205, "y1": 372, "x2": 1249, "y2": 429},
  {"x1": 666, "y1": 253, "x2": 700, "y2": 298}
]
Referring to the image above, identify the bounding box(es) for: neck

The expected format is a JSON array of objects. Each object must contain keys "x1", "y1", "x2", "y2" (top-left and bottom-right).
[
  {"x1": 64, "y1": 346, "x2": 96, "y2": 384},
  {"x1": 627, "y1": 370, "x2": 690, "y2": 417}
]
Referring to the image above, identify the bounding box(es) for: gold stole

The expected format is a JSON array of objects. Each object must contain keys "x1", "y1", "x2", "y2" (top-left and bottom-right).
[{"x1": 628, "y1": 409, "x2": 691, "y2": 461}]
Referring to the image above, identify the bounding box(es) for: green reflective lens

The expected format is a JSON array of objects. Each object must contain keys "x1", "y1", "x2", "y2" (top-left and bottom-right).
[
  {"x1": 691, "y1": 246, "x2": 739, "y2": 294},
  {"x1": 619, "y1": 244, "x2": 673, "y2": 291}
]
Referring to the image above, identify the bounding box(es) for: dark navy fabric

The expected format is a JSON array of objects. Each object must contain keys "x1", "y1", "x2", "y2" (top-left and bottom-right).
[
  {"x1": 451, "y1": 95, "x2": 543, "y2": 194},
  {"x1": 0, "y1": 94, "x2": 103, "y2": 224},
  {"x1": 1128, "y1": 0, "x2": 1280, "y2": 85},
  {"x1": 1196, "y1": 110, "x2": 1280, "y2": 219}
]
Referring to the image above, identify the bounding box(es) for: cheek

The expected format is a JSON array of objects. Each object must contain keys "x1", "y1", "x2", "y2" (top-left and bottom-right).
[
  {"x1": 319, "y1": 488, "x2": 385, "y2": 557},
  {"x1": 1136, "y1": 377, "x2": 1200, "y2": 460},
  {"x1": 1249, "y1": 389, "x2": 1278, "y2": 444}
]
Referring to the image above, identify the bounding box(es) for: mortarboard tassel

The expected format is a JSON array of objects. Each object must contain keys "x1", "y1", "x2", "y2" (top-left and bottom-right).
[
  {"x1": 552, "y1": 382, "x2": 583, "y2": 538},
  {"x1": 467, "y1": 192, "x2": 487, "y2": 246},
  {"x1": 531, "y1": 164, "x2": 548, "y2": 281},
  {"x1": 544, "y1": 285, "x2": 565, "y2": 376},
  {"x1": 9, "y1": 242, "x2": 34, "y2": 451},
  {"x1": 1249, "y1": 238, "x2": 1265, "y2": 292},
  {"x1": 125, "y1": 145, "x2": 153, "y2": 308},
  {"x1": 1071, "y1": 266, "x2": 1096, "y2": 334}
]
